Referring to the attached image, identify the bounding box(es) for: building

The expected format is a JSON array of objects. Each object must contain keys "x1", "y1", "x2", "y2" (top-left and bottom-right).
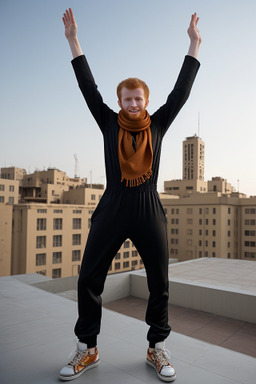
[
  {"x1": 0, "y1": 204, "x2": 13, "y2": 276},
  {"x1": 164, "y1": 135, "x2": 208, "y2": 196},
  {"x1": 0, "y1": 178, "x2": 19, "y2": 204},
  {"x1": 20, "y1": 168, "x2": 87, "y2": 204},
  {"x1": 162, "y1": 134, "x2": 255, "y2": 262}
]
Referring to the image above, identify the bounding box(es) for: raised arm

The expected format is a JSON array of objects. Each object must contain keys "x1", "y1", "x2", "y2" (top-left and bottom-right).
[
  {"x1": 187, "y1": 13, "x2": 202, "y2": 59},
  {"x1": 62, "y1": 8, "x2": 83, "y2": 59}
]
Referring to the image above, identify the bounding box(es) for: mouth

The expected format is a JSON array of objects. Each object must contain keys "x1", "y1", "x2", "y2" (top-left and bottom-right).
[{"x1": 128, "y1": 109, "x2": 140, "y2": 114}]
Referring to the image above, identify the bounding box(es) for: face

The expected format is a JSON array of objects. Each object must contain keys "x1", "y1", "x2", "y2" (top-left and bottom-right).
[{"x1": 118, "y1": 87, "x2": 149, "y2": 120}]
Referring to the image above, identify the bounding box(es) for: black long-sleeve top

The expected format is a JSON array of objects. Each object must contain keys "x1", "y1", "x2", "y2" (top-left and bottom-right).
[{"x1": 71, "y1": 55, "x2": 200, "y2": 190}]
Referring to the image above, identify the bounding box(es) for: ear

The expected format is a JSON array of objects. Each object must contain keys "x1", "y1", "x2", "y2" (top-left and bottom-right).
[
  {"x1": 145, "y1": 99, "x2": 149, "y2": 108},
  {"x1": 118, "y1": 100, "x2": 122, "y2": 109}
]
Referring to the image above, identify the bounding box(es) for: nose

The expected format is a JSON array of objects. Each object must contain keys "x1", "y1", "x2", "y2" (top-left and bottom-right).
[{"x1": 130, "y1": 99, "x2": 137, "y2": 106}]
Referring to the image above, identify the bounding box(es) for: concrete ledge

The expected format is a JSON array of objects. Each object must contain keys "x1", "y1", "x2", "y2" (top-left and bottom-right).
[{"x1": 130, "y1": 273, "x2": 256, "y2": 323}]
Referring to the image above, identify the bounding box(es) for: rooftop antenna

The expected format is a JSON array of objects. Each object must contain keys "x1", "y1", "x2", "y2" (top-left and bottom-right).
[{"x1": 74, "y1": 154, "x2": 79, "y2": 178}]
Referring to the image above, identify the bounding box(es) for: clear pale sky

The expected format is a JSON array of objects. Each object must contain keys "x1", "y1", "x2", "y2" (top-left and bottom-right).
[{"x1": 1, "y1": 0, "x2": 256, "y2": 196}]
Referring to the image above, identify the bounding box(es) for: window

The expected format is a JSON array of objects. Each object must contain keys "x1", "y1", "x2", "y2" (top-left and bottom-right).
[
  {"x1": 54, "y1": 209, "x2": 63, "y2": 214},
  {"x1": 213, "y1": 219, "x2": 216, "y2": 225},
  {"x1": 187, "y1": 239, "x2": 192, "y2": 246},
  {"x1": 53, "y1": 252, "x2": 62, "y2": 264},
  {"x1": 9, "y1": 197, "x2": 14, "y2": 204},
  {"x1": 115, "y1": 262, "x2": 120, "y2": 270},
  {"x1": 36, "y1": 253, "x2": 46, "y2": 266},
  {"x1": 53, "y1": 218, "x2": 62, "y2": 230},
  {"x1": 88, "y1": 218, "x2": 91, "y2": 229},
  {"x1": 187, "y1": 218, "x2": 193, "y2": 224},
  {"x1": 228, "y1": 207, "x2": 231, "y2": 214},
  {"x1": 228, "y1": 219, "x2": 231, "y2": 226},
  {"x1": 124, "y1": 241, "x2": 130, "y2": 248},
  {"x1": 187, "y1": 208, "x2": 193, "y2": 214},
  {"x1": 123, "y1": 261, "x2": 129, "y2": 268},
  {"x1": 73, "y1": 210, "x2": 82, "y2": 214},
  {"x1": 36, "y1": 236, "x2": 46, "y2": 249},
  {"x1": 9, "y1": 185, "x2": 15, "y2": 192},
  {"x1": 115, "y1": 253, "x2": 121, "y2": 260},
  {"x1": 132, "y1": 250, "x2": 138, "y2": 257},
  {"x1": 73, "y1": 218, "x2": 81, "y2": 230},
  {"x1": 37, "y1": 209, "x2": 47, "y2": 213},
  {"x1": 123, "y1": 251, "x2": 129, "y2": 258},
  {"x1": 72, "y1": 250, "x2": 81, "y2": 262},
  {"x1": 187, "y1": 229, "x2": 193, "y2": 235},
  {"x1": 53, "y1": 235, "x2": 62, "y2": 247},
  {"x1": 0, "y1": 185, "x2": 4, "y2": 191},
  {"x1": 132, "y1": 260, "x2": 138, "y2": 267},
  {"x1": 91, "y1": 194, "x2": 96, "y2": 200},
  {"x1": 52, "y1": 268, "x2": 61, "y2": 279},
  {"x1": 199, "y1": 219, "x2": 202, "y2": 225},
  {"x1": 72, "y1": 234, "x2": 81, "y2": 246},
  {"x1": 37, "y1": 218, "x2": 46, "y2": 231},
  {"x1": 0, "y1": 196, "x2": 4, "y2": 203},
  {"x1": 199, "y1": 208, "x2": 202, "y2": 214},
  {"x1": 213, "y1": 208, "x2": 216, "y2": 214},
  {"x1": 213, "y1": 230, "x2": 216, "y2": 236},
  {"x1": 212, "y1": 241, "x2": 216, "y2": 248}
]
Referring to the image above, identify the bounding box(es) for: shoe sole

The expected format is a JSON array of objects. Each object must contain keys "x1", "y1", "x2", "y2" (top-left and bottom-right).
[
  {"x1": 58, "y1": 359, "x2": 100, "y2": 381},
  {"x1": 146, "y1": 358, "x2": 176, "y2": 382}
]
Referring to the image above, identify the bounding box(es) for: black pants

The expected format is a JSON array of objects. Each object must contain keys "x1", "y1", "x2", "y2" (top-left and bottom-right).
[{"x1": 74, "y1": 185, "x2": 171, "y2": 348}]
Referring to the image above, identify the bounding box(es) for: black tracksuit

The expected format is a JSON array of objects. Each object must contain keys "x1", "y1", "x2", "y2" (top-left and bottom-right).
[{"x1": 71, "y1": 54, "x2": 200, "y2": 348}]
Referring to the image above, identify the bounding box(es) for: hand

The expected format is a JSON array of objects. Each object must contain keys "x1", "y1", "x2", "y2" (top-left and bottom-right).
[
  {"x1": 187, "y1": 13, "x2": 202, "y2": 45},
  {"x1": 62, "y1": 8, "x2": 77, "y2": 40}
]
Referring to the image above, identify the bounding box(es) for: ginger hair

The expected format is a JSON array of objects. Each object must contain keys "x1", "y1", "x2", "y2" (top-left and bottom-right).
[{"x1": 117, "y1": 78, "x2": 150, "y2": 101}]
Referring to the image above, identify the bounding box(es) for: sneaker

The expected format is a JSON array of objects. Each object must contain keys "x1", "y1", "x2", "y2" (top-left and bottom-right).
[
  {"x1": 58, "y1": 341, "x2": 99, "y2": 381},
  {"x1": 146, "y1": 341, "x2": 176, "y2": 382}
]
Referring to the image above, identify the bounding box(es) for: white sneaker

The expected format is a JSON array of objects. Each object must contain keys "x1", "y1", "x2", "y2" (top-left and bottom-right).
[
  {"x1": 58, "y1": 341, "x2": 99, "y2": 381},
  {"x1": 146, "y1": 341, "x2": 176, "y2": 382}
]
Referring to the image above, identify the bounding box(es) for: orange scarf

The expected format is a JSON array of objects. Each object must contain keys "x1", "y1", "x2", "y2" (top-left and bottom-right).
[{"x1": 117, "y1": 110, "x2": 153, "y2": 187}]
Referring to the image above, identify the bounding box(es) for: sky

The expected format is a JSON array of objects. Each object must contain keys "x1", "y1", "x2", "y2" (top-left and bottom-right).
[{"x1": 1, "y1": 0, "x2": 256, "y2": 196}]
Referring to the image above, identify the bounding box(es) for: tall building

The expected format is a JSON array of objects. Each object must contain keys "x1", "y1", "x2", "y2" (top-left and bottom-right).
[
  {"x1": 183, "y1": 134, "x2": 205, "y2": 181},
  {"x1": 165, "y1": 135, "x2": 208, "y2": 196}
]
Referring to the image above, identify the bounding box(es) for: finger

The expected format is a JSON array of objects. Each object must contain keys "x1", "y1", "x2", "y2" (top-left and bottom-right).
[{"x1": 69, "y1": 8, "x2": 75, "y2": 23}]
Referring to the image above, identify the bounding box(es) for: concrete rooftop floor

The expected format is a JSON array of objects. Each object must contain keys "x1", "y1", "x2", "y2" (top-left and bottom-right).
[{"x1": 1, "y1": 274, "x2": 256, "y2": 384}]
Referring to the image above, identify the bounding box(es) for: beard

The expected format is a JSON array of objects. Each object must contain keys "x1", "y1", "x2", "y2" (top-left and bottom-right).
[{"x1": 122, "y1": 108, "x2": 146, "y2": 121}]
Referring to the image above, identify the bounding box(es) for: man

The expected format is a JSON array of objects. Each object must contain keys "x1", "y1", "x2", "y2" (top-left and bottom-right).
[{"x1": 59, "y1": 8, "x2": 201, "y2": 382}]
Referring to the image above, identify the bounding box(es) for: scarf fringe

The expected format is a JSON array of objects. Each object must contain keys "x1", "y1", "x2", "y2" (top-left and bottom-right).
[{"x1": 121, "y1": 169, "x2": 153, "y2": 187}]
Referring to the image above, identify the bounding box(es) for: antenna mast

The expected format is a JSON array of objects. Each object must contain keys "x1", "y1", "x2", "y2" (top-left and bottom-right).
[{"x1": 74, "y1": 154, "x2": 78, "y2": 178}]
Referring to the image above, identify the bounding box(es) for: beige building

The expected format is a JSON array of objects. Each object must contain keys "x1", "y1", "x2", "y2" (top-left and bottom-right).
[
  {"x1": 20, "y1": 168, "x2": 87, "y2": 204},
  {"x1": 1, "y1": 166, "x2": 26, "y2": 182},
  {"x1": 11, "y1": 204, "x2": 90, "y2": 278},
  {"x1": 0, "y1": 178, "x2": 19, "y2": 204},
  {"x1": 10, "y1": 202, "x2": 143, "y2": 279},
  {"x1": 161, "y1": 192, "x2": 256, "y2": 262},
  {"x1": 0, "y1": 204, "x2": 13, "y2": 276},
  {"x1": 165, "y1": 135, "x2": 208, "y2": 196}
]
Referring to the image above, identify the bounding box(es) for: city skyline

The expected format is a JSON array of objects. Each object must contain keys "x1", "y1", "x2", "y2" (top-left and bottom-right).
[{"x1": 1, "y1": 0, "x2": 256, "y2": 196}]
